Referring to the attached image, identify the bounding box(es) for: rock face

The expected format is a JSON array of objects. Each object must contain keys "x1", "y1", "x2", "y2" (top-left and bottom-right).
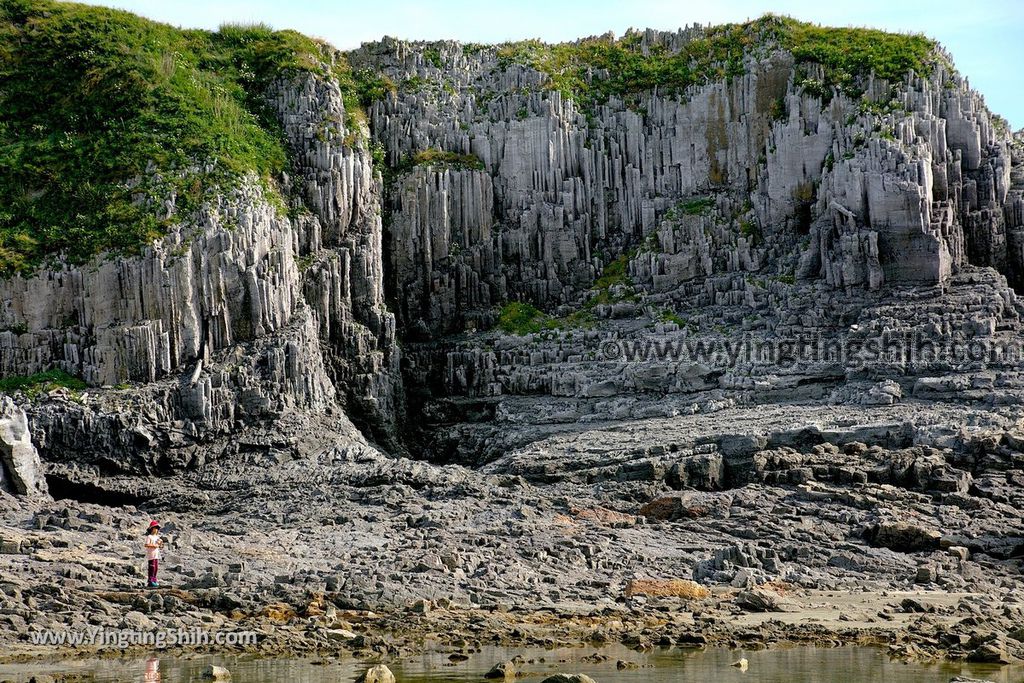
[
  {"x1": 0, "y1": 397, "x2": 48, "y2": 496},
  {"x1": 357, "y1": 37, "x2": 1016, "y2": 337},
  {"x1": 0, "y1": 24, "x2": 1021, "y2": 486},
  {"x1": 5, "y1": 16, "x2": 1024, "y2": 673},
  {"x1": 0, "y1": 69, "x2": 401, "y2": 467}
]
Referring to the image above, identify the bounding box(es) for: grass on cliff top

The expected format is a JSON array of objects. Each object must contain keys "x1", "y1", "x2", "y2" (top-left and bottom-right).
[
  {"x1": 0, "y1": 0, "x2": 339, "y2": 275},
  {"x1": 496, "y1": 15, "x2": 937, "y2": 103}
]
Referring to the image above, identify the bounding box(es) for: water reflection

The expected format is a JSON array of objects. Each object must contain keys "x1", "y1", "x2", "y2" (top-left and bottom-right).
[
  {"x1": 143, "y1": 656, "x2": 160, "y2": 683},
  {"x1": 0, "y1": 644, "x2": 1020, "y2": 682}
]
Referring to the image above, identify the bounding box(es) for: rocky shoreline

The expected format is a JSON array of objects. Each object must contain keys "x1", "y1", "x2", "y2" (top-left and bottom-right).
[
  {"x1": 0, "y1": 11, "x2": 1023, "y2": 682},
  {"x1": 2, "y1": 401, "x2": 1022, "y2": 670}
]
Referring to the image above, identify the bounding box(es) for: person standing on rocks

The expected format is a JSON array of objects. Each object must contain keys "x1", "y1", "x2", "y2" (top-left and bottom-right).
[{"x1": 144, "y1": 521, "x2": 163, "y2": 588}]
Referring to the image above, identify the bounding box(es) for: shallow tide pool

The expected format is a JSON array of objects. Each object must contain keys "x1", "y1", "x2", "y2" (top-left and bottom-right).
[{"x1": 1, "y1": 644, "x2": 1021, "y2": 682}]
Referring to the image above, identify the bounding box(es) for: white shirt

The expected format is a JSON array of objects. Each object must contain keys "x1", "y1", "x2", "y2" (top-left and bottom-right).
[{"x1": 145, "y1": 533, "x2": 161, "y2": 561}]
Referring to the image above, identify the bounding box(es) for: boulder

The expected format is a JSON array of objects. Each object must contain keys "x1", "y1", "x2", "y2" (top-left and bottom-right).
[
  {"x1": 324, "y1": 628, "x2": 357, "y2": 642},
  {"x1": 735, "y1": 588, "x2": 787, "y2": 612},
  {"x1": 0, "y1": 397, "x2": 48, "y2": 497},
  {"x1": 358, "y1": 664, "x2": 396, "y2": 683},
  {"x1": 966, "y1": 640, "x2": 1010, "y2": 664},
  {"x1": 668, "y1": 453, "x2": 725, "y2": 490},
  {"x1": 638, "y1": 495, "x2": 708, "y2": 521},
  {"x1": 540, "y1": 675, "x2": 598, "y2": 683},
  {"x1": 484, "y1": 660, "x2": 517, "y2": 679},
  {"x1": 201, "y1": 665, "x2": 231, "y2": 681},
  {"x1": 914, "y1": 566, "x2": 937, "y2": 584},
  {"x1": 865, "y1": 522, "x2": 941, "y2": 552}
]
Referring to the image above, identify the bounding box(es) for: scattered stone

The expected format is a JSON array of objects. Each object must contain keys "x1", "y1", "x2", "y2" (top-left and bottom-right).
[
  {"x1": 947, "y1": 546, "x2": 970, "y2": 561},
  {"x1": 201, "y1": 665, "x2": 231, "y2": 681},
  {"x1": 900, "y1": 598, "x2": 935, "y2": 614}
]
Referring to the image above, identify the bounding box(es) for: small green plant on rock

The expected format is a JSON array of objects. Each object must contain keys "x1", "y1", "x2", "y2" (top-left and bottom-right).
[
  {"x1": 658, "y1": 308, "x2": 688, "y2": 328},
  {"x1": 740, "y1": 219, "x2": 762, "y2": 244}
]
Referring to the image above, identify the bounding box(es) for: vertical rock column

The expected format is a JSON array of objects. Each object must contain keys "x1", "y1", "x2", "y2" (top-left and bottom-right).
[{"x1": 268, "y1": 73, "x2": 404, "y2": 448}]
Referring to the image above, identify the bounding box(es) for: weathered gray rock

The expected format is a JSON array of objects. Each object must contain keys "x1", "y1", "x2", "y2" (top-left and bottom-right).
[
  {"x1": 0, "y1": 397, "x2": 48, "y2": 497},
  {"x1": 735, "y1": 588, "x2": 788, "y2": 612},
  {"x1": 867, "y1": 522, "x2": 942, "y2": 553}
]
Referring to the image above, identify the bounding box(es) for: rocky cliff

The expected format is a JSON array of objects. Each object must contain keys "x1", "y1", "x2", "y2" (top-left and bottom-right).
[
  {"x1": 0, "y1": 69, "x2": 401, "y2": 473},
  {"x1": 0, "y1": 10, "x2": 1021, "y2": 482},
  {"x1": 3, "y1": 8, "x2": 1024, "y2": 668}
]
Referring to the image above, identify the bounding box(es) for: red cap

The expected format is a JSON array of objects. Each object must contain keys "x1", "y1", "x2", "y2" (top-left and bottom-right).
[{"x1": 148, "y1": 520, "x2": 160, "y2": 529}]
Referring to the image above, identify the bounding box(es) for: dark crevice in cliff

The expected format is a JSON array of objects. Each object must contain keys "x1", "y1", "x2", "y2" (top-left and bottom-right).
[{"x1": 46, "y1": 474, "x2": 152, "y2": 508}]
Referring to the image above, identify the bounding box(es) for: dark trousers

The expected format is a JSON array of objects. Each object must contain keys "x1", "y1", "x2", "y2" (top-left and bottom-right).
[{"x1": 148, "y1": 559, "x2": 159, "y2": 584}]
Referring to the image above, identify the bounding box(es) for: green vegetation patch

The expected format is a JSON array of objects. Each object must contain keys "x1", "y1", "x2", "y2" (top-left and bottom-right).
[
  {"x1": 0, "y1": 0, "x2": 343, "y2": 275},
  {"x1": 586, "y1": 251, "x2": 639, "y2": 307},
  {"x1": 785, "y1": 20, "x2": 936, "y2": 98},
  {"x1": 496, "y1": 22, "x2": 754, "y2": 103},
  {"x1": 495, "y1": 301, "x2": 596, "y2": 336},
  {"x1": 657, "y1": 308, "x2": 689, "y2": 329},
  {"x1": 740, "y1": 219, "x2": 762, "y2": 243},
  {"x1": 411, "y1": 148, "x2": 485, "y2": 170},
  {"x1": 0, "y1": 368, "x2": 86, "y2": 397},
  {"x1": 593, "y1": 252, "x2": 631, "y2": 290},
  {"x1": 665, "y1": 197, "x2": 714, "y2": 220},
  {"x1": 497, "y1": 301, "x2": 556, "y2": 335},
  {"x1": 496, "y1": 15, "x2": 937, "y2": 104}
]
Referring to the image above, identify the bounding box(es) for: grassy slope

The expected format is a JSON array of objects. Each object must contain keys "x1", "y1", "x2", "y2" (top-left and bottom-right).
[
  {"x1": 496, "y1": 15, "x2": 937, "y2": 103},
  {"x1": 0, "y1": 0, "x2": 335, "y2": 274}
]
